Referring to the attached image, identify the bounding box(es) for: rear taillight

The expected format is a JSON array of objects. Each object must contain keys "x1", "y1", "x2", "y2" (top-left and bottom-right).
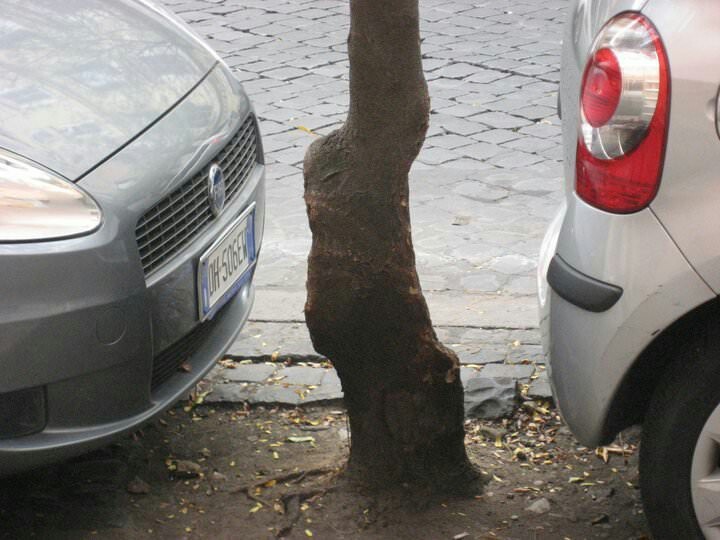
[{"x1": 576, "y1": 13, "x2": 670, "y2": 214}]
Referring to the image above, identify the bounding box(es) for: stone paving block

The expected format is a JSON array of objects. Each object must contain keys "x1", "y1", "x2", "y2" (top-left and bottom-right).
[
  {"x1": 303, "y1": 370, "x2": 344, "y2": 402},
  {"x1": 459, "y1": 271, "x2": 504, "y2": 292},
  {"x1": 508, "y1": 328, "x2": 543, "y2": 345},
  {"x1": 539, "y1": 145, "x2": 564, "y2": 161},
  {"x1": 227, "y1": 322, "x2": 319, "y2": 358},
  {"x1": 221, "y1": 363, "x2": 277, "y2": 383},
  {"x1": 512, "y1": 105, "x2": 557, "y2": 121},
  {"x1": 464, "y1": 69, "x2": 509, "y2": 84},
  {"x1": 528, "y1": 371, "x2": 553, "y2": 400},
  {"x1": 515, "y1": 64, "x2": 556, "y2": 76},
  {"x1": 470, "y1": 129, "x2": 520, "y2": 144},
  {"x1": 454, "y1": 181, "x2": 509, "y2": 202},
  {"x1": 473, "y1": 111, "x2": 533, "y2": 130},
  {"x1": 457, "y1": 142, "x2": 504, "y2": 161},
  {"x1": 205, "y1": 383, "x2": 257, "y2": 403},
  {"x1": 464, "y1": 377, "x2": 517, "y2": 419},
  {"x1": 480, "y1": 363, "x2": 535, "y2": 382},
  {"x1": 435, "y1": 102, "x2": 488, "y2": 118},
  {"x1": 460, "y1": 366, "x2": 480, "y2": 383},
  {"x1": 427, "y1": 133, "x2": 474, "y2": 150},
  {"x1": 250, "y1": 385, "x2": 303, "y2": 405},
  {"x1": 501, "y1": 136, "x2": 555, "y2": 153},
  {"x1": 418, "y1": 147, "x2": 461, "y2": 165},
  {"x1": 268, "y1": 146, "x2": 307, "y2": 165},
  {"x1": 507, "y1": 344, "x2": 545, "y2": 364},
  {"x1": 489, "y1": 150, "x2": 544, "y2": 168},
  {"x1": 435, "y1": 115, "x2": 485, "y2": 136},
  {"x1": 443, "y1": 158, "x2": 496, "y2": 171},
  {"x1": 519, "y1": 123, "x2": 561, "y2": 138},
  {"x1": 459, "y1": 348, "x2": 507, "y2": 365},
  {"x1": 275, "y1": 366, "x2": 326, "y2": 386},
  {"x1": 504, "y1": 275, "x2": 537, "y2": 295},
  {"x1": 489, "y1": 254, "x2": 536, "y2": 275}
]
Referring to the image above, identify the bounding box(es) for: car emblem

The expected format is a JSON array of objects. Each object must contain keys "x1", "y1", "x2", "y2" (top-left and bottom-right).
[{"x1": 207, "y1": 163, "x2": 226, "y2": 217}]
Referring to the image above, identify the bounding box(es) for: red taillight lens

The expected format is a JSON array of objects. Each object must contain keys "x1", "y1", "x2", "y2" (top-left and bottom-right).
[
  {"x1": 581, "y1": 48, "x2": 622, "y2": 128},
  {"x1": 576, "y1": 13, "x2": 670, "y2": 214}
]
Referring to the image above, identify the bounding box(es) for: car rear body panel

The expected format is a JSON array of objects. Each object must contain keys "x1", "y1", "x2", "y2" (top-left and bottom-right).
[
  {"x1": 643, "y1": 0, "x2": 720, "y2": 294},
  {"x1": 539, "y1": 0, "x2": 717, "y2": 447}
]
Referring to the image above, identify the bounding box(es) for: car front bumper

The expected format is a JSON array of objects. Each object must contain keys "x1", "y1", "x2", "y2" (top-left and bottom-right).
[
  {"x1": 538, "y1": 194, "x2": 714, "y2": 447},
  {"x1": 0, "y1": 64, "x2": 265, "y2": 475}
]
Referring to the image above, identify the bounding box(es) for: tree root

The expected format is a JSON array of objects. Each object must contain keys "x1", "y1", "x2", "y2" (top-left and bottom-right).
[
  {"x1": 243, "y1": 490, "x2": 274, "y2": 509},
  {"x1": 232, "y1": 465, "x2": 341, "y2": 533},
  {"x1": 277, "y1": 487, "x2": 338, "y2": 537},
  {"x1": 231, "y1": 465, "x2": 338, "y2": 496}
]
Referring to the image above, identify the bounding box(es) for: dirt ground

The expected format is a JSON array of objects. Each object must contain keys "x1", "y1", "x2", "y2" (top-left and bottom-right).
[{"x1": 0, "y1": 401, "x2": 649, "y2": 540}]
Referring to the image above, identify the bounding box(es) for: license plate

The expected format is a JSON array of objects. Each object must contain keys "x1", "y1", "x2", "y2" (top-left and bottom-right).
[{"x1": 197, "y1": 205, "x2": 256, "y2": 320}]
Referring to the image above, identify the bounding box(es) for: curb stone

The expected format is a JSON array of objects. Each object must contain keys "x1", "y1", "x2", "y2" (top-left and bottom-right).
[{"x1": 201, "y1": 350, "x2": 552, "y2": 419}]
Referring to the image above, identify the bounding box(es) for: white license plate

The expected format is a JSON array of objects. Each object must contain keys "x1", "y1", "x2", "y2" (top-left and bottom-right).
[{"x1": 197, "y1": 205, "x2": 256, "y2": 320}]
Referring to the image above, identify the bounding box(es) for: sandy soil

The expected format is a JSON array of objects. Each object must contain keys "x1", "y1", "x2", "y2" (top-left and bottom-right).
[{"x1": 0, "y1": 402, "x2": 649, "y2": 539}]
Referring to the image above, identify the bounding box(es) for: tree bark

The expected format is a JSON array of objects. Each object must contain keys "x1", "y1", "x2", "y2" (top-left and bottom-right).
[{"x1": 303, "y1": 0, "x2": 476, "y2": 489}]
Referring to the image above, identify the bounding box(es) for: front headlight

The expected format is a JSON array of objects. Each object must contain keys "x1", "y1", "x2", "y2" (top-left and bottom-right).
[{"x1": 0, "y1": 153, "x2": 102, "y2": 242}]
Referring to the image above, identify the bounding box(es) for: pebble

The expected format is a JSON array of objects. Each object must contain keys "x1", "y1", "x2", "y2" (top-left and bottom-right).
[
  {"x1": 175, "y1": 460, "x2": 202, "y2": 479},
  {"x1": 526, "y1": 497, "x2": 551, "y2": 514},
  {"x1": 210, "y1": 471, "x2": 227, "y2": 484},
  {"x1": 126, "y1": 476, "x2": 151, "y2": 495}
]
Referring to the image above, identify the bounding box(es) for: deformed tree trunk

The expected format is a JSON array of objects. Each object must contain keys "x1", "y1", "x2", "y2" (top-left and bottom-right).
[{"x1": 303, "y1": 0, "x2": 476, "y2": 489}]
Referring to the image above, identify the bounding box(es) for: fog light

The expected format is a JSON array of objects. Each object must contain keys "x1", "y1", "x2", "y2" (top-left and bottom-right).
[{"x1": 0, "y1": 387, "x2": 46, "y2": 439}]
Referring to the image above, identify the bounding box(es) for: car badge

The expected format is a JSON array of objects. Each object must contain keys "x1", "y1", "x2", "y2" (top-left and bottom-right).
[{"x1": 208, "y1": 163, "x2": 226, "y2": 217}]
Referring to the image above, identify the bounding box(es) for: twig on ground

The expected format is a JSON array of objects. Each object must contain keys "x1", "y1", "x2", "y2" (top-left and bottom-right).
[
  {"x1": 231, "y1": 465, "x2": 338, "y2": 494},
  {"x1": 244, "y1": 490, "x2": 275, "y2": 508}
]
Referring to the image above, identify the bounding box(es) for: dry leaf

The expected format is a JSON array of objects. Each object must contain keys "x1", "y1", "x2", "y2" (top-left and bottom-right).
[{"x1": 287, "y1": 436, "x2": 315, "y2": 444}]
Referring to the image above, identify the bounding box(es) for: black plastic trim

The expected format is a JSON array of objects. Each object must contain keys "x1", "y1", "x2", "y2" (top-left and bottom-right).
[{"x1": 547, "y1": 255, "x2": 623, "y2": 313}]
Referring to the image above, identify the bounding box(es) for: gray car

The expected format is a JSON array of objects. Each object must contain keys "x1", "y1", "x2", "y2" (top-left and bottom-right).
[
  {"x1": 538, "y1": 0, "x2": 720, "y2": 538},
  {"x1": 0, "y1": 1, "x2": 264, "y2": 475}
]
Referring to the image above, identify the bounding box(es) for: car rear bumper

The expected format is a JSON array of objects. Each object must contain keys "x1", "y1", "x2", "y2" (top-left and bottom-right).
[
  {"x1": 0, "y1": 64, "x2": 265, "y2": 475},
  {"x1": 538, "y1": 195, "x2": 714, "y2": 447}
]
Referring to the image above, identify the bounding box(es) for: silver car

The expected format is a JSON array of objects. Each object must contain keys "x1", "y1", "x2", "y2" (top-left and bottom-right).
[
  {"x1": 0, "y1": 1, "x2": 264, "y2": 474},
  {"x1": 539, "y1": 1, "x2": 720, "y2": 538}
]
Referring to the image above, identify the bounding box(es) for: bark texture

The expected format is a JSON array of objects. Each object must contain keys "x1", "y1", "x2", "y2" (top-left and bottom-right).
[{"x1": 303, "y1": 0, "x2": 475, "y2": 488}]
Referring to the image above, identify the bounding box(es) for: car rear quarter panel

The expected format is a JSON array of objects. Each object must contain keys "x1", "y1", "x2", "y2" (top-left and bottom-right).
[
  {"x1": 545, "y1": 0, "x2": 716, "y2": 447},
  {"x1": 645, "y1": 0, "x2": 720, "y2": 293}
]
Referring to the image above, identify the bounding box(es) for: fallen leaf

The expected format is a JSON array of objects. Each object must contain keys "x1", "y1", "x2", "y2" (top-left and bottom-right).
[
  {"x1": 287, "y1": 436, "x2": 315, "y2": 444},
  {"x1": 296, "y1": 126, "x2": 317, "y2": 136},
  {"x1": 249, "y1": 503, "x2": 263, "y2": 513}
]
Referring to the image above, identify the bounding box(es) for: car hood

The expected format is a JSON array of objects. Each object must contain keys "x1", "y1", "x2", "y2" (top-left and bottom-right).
[{"x1": 0, "y1": 0, "x2": 218, "y2": 180}]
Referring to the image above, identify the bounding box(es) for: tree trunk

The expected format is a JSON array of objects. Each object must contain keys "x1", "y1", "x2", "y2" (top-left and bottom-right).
[{"x1": 303, "y1": 0, "x2": 476, "y2": 489}]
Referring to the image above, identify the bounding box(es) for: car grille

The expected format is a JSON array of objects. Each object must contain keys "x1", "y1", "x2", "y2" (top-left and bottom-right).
[
  {"x1": 150, "y1": 316, "x2": 219, "y2": 391},
  {"x1": 136, "y1": 115, "x2": 259, "y2": 276}
]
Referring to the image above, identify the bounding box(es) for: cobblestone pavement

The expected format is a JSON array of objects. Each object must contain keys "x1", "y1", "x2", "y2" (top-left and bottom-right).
[{"x1": 158, "y1": 0, "x2": 568, "y2": 407}]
